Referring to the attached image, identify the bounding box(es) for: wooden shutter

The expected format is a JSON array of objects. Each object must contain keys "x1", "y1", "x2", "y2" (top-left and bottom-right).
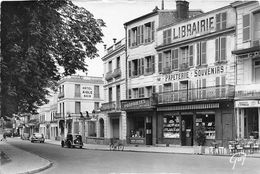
[
  {"x1": 141, "y1": 25, "x2": 144, "y2": 44},
  {"x1": 189, "y1": 45, "x2": 193, "y2": 67},
  {"x1": 216, "y1": 77, "x2": 220, "y2": 98},
  {"x1": 220, "y1": 37, "x2": 226, "y2": 61},
  {"x1": 167, "y1": 29, "x2": 172, "y2": 44},
  {"x1": 128, "y1": 30, "x2": 131, "y2": 47},
  {"x1": 152, "y1": 86, "x2": 156, "y2": 93},
  {"x1": 128, "y1": 89, "x2": 132, "y2": 99},
  {"x1": 137, "y1": 59, "x2": 140, "y2": 75},
  {"x1": 151, "y1": 55, "x2": 155, "y2": 73},
  {"x1": 158, "y1": 53, "x2": 162, "y2": 73},
  {"x1": 222, "y1": 12, "x2": 227, "y2": 29},
  {"x1": 128, "y1": 61, "x2": 131, "y2": 77},
  {"x1": 215, "y1": 38, "x2": 219, "y2": 62},
  {"x1": 197, "y1": 43, "x2": 201, "y2": 65},
  {"x1": 221, "y1": 76, "x2": 226, "y2": 86},
  {"x1": 141, "y1": 58, "x2": 144, "y2": 75},
  {"x1": 201, "y1": 41, "x2": 207, "y2": 65},
  {"x1": 243, "y1": 14, "x2": 250, "y2": 42},
  {"x1": 151, "y1": 21, "x2": 155, "y2": 41},
  {"x1": 216, "y1": 13, "x2": 221, "y2": 31},
  {"x1": 163, "y1": 30, "x2": 167, "y2": 44},
  {"x1": 137, "y1": 26, "x2": 140, "y2": 45}
]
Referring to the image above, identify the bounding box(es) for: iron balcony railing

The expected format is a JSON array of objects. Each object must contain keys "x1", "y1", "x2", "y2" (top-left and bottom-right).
[
  {"x1": 100, "y1": 101, "x2": 121, "y2": 111},
  {"x1": 156, "y1": 85, "x2": 235, "y2": 104},
  {"x1": 112, "y1": 67, "x2": 122, "y2": 78},
  {"x1": 105, "y1": 71, "x2": 113, "y2": 81}
]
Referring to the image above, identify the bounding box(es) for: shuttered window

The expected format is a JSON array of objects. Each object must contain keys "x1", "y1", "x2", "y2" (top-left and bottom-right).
[
  {"x1": 216, "y1": 12, "x2": 227, "y2": 31},
  {"x1": 197, "y1": 41, "x2": 207, "y2": 65},
  {"x1": 215, "y1": 37, "x2": 226, "y2": 62},
  {"x1": 243, "y1": 14, "x2": 250, "y2": 42},
  {"x1": 189, "y1": 45, "x2": 194, "y2": 67},
  {"x1": 158, "y1": 53, "x2": 163, "y2": 73},
  {"x1": 171, "y1": 49, "x2": 178, "y2": 70},
  {"x1": 151, "y1": 56, "x2": 155, "y2": 73}
]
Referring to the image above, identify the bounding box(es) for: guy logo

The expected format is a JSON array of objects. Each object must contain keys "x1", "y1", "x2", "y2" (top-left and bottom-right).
[{"x1": 229, "y1": 152, "x2": 246, "y2": 170}]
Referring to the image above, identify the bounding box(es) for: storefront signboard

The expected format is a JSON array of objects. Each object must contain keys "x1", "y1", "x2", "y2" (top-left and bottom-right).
[
  {"x1": 121, "y1": 98, "x2": 151, "y2": 110},
  {"x1": 81, "y1": 86, "x2": 93, "y2": 99},
  {"x1": 235, "y1": 84, "x2": 260, "y2": 99},
  {"x1": 157, "y1": 65, "x2": 225, "y2": 82},
  {"x1": 235, "y1": 100, "x2": 260, "y2": 108},
  {"x1": 130, "y1": 138, "x2": 145, "y2": 144}
]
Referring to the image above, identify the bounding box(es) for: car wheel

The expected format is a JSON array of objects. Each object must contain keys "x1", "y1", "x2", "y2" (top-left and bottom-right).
[
  {"x1": 61, "y1": 141, "x2": 65, "y2": 148},
  {"x1": 118, "y1": 144, "x2": 124, "y2": 151},
  {"x1": 31, "y1": 140, "x2": 34, "y2": 143},
  {"x1": 80, "y1": 146, "x2": 83, "y2": 149}
]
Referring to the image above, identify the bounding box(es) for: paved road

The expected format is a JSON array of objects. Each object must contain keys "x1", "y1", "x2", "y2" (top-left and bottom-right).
[{"x1": 9, "y1": 139, "x2": 260, "y2": 174}]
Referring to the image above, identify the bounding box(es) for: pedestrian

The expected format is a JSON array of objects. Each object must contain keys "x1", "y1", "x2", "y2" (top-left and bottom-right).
[{"x1": 1, "y1": 133, "x2": 7, "y2": 141}]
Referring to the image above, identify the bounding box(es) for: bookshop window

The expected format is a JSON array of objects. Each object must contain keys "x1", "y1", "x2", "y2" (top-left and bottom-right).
[
  {"x1": 163, "y1": 115, "x2": 180, "y2": 138},
  {"x1": 196, "y1": 114, "x2": 215, "y2": 139}
]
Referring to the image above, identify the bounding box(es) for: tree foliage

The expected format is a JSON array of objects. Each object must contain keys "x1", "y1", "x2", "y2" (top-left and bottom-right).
[{"x1": 1, "y1": 0, "x2": 105, "y2": 116}]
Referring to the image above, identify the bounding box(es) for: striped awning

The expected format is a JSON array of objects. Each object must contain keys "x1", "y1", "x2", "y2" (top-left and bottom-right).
[{"x1": 157, "y1": 103, "x2": 219, "y2": 111}]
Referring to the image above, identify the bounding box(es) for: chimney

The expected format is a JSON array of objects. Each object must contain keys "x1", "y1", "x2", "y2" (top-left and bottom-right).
[
  {"x1": 161, "y1": 0, "x2": 164, "y2": 10},
  {"x1": 176, "y1": 0, "x2": 189, "y2": 20},
  {"x1": 113, "y1": 38, "x2": 117, "y2": 44}
]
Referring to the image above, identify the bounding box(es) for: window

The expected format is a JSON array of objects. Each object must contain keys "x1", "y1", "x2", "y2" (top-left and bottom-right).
[
  {"x1": 163, "y1": 115, "x2": 180, "y2": 138},
  {"x1": 197, "y1": 79, "x2": 206, "y2": 99},
  {"x1": 128, "y1": 89, "x2": 132, "y2": 99},
  {"x1": 215, "y1": 76, "x2": 226, "y2": 98},
  {"x1": 188, "y1": 45, "x2": 194, "y2": 67},
  {"x1": 138, "y1": 87, "x2": 144, "y2": 98},
  {"x1": 128, "y1": 61, "x2": 131, "y2": 77},
  {"x1": 164, "y1": 51, "x2": 171, "y2": 69},
  {"x1": 196, "y1": 114, "x2": 215, "y2": 139},
  {"x1": 180, "y1": 46, "x2": 188, "y2": 69},
  {"x1": 75, "y1": 84, "x2": 80, "y2": 97},
  {"x1": 254, "y1": 60, "x2": 260, "y2": 83},
  {"x1": 146, "y1": 86, "x2": 152, "y2": 97},
  {"x1": 116, "y1": 85, "x2": 120, "y2": 106},
  {"x1": 116, "y1": 57, "x2": 120, "y2": 68},
  {"x1": 216, "y1": 12, "x2": 227, "y2": 31},
  {"x1": 215, "y1": 37, "x2": 226, "y2": 62},
  {"x1": 163, "y1": 29, "x2": 172, "y2": 44},
  {"x1": 94, "y1": 102, "x2": 99, "y2": 110},
  {"x1": 88, "y1": 121, "x2": 96, "y2": 137},
  {"x1": 144, "y1": 22, "x2": 155, "y2": 43},
  {"x1": 145, "y1": 56, "x2": 155, "y2": 74},
  {"x1": 108, "y1": 61, "x2": 112, "y2": 72},
  {"x1": 108, "y1": 87, "x2": 112, "y2": 102},
  {"x1": 243, "y1": 14, "x2": 250, "y2": 42},
  {"x1": 94, "y1": 85, "x2": 100, "y2": 98},
  {"x1": 158, "y1": 53, "x2": 163, "y2": 73},
  {"x1": 171, "y1": 49, "x2": 179, "y2": 70},
  {"x1": 133, "y1": 88, "x2": 139, "y2": 98},
  {"x1": 75, "y1": 102, "x2": 81, "y2": 114},
  {"x1": 131, "y1": 27, "x2": 137, "y2": 47},
  {"x1": 99, "y1": 118, "x2": 104, "y2": 138},
  {"x1": 197, "y1": 41, "x2": 207, "y2": 66},
  {"x1": 132, "y1": 59, "x2": 138, "y2": 76}
]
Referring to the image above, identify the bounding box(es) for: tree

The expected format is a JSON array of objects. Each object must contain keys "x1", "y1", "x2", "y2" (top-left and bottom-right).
[{"x1": 1, "y1": 0, "x2": 105, "y2": 116}]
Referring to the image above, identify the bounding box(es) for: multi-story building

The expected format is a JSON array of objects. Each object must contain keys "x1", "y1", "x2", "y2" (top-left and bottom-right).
[
  {"x1": 232, "y1": 1, "x2": 260, "y2": 140},
  {"x1": 155, "y1": 2, "x2": 240, "y2": 146},
  {"x1": 56, "y1": 75, "x2": 104, "y2": 142},
  {"x1": 122, "y1": 1, "x2": 203, "y2": 145},
  {"x1": 101, "y1": 38, "x2": 127, "y2": 144}
]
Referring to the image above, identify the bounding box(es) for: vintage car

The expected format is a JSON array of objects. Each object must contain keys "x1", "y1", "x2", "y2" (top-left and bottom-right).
[
  {"x1": 61, "y1": 134, "x2": 83, "y2": 148},
  {"x1": 30, "y1": 133, "x2": 45, "y2": 143}
]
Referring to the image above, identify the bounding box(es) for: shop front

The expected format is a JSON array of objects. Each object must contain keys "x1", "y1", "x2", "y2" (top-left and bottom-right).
[
  {"x1": 157, "y1": 101, "x2": 235, "y2": 146},
  {"x1": 121, "y1": 97, "x2": 156, "y2": 145}
]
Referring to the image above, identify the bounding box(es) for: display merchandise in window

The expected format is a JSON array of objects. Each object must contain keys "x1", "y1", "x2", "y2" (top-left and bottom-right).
[
  {"x1": 196, "y1": 114, "x2": 215, "y2": 139},
  {"x1": 163, "y1": 115, "x2": 180, "y2": 138}
]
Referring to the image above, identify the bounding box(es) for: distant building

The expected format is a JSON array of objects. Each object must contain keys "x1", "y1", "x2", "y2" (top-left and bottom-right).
[
  {"x1": 56, "y1": 75, "x2": 104, "y2": 142},
  {"x1": 232, "y1": 1, "x2": 260, "y2": 140},
  {"x1": 101, "y1": 38, "x2": 127, "y2": 145}
]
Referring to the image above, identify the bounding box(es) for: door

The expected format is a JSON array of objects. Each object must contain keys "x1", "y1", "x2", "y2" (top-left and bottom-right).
[
  {"x1": 222, "y1": 113, "x2": 233, "y2": 141},
  {"x1": 181, "y1": 115, "x2": 193, "y2": 146},
  {"x1": 112, "y1": 119, "x2": 119, "y2": 139},
  {"x1": 145, "y1": 116, "x2": 152, "y2": 145}
]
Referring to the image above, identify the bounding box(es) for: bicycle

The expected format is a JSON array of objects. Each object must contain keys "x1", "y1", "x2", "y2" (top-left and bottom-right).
[{"x1": 109, "y1": 139, "x2": 124, "y2": 151}]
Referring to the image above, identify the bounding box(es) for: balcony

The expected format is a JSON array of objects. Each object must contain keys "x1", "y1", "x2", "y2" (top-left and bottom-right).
[
  {"x1": 235, "y1": 83, "x2": 260, "y2": 99},
  {"x1": 112, "y1": 67, "x2": 121, "y2": 78},
  {"x1": 156, "y1": 85, "x2": 235, "y2": 105},
  {"x1": 100, "y1": 101, "x2": 121, "y2": 111},
  {"x1": 105, "y1": 71, "x2": 113, "y2": 81},
  {"x1": 58, "y1": 92, "x2": 64, "y2": 99},
  {"x1": 179, "y1": 63, "x2": 189, "y2": 71},
  {"x1": 121, "y1": 96, "x2": 157, "y2": 111}
]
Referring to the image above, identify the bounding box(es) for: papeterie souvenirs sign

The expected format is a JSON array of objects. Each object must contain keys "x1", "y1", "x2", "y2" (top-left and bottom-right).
[{"x1": 157, "y1": 65, "x2": 225, "y2": 82}]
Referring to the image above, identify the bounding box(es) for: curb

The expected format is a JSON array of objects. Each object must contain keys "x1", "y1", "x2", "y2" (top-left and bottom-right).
[
  {"x1": 44, "y1": 141, "x2": 260, "y2": 159},
  {"x1": 6, "y1": 142, "x2": 53, "y2": 174}
]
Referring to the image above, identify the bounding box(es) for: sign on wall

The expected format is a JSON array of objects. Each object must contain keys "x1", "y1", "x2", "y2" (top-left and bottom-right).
[
  {"x1": 81, "y1": 86, "x2": 93, "y2": 99},
  {"x1": 157, "y1": 65, "x2": 225, "y2": 82},
  {"x1": 235, "y1": 100, "x2": 260, "y2": 108}
]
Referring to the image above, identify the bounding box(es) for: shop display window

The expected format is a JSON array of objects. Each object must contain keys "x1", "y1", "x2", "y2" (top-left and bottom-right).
[
  {"x1": 196, "y1": 114, "x2": 215, "y2": 139},
  {"x1": 163, "y1": 115, "x2": 180, "y2": 138},
  {"x1": 130, "y1": 117, "x2": 145, "y2": 138}
]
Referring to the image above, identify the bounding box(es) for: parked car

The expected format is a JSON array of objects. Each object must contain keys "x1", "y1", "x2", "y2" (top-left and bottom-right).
[
  {"x1": 61, "y1": 134, "x2": 83, "y2": 148},
  {"x1": 30, "y1": 133, "x2": 45, "y2": 143},
  {"x1": 4, "y1": 128, "x2": 13, "y2": 137}
]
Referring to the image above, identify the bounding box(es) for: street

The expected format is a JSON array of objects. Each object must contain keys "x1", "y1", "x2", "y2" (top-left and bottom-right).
[{"x1": 7, "y1": 138, "x2": 260, "y2": 174}]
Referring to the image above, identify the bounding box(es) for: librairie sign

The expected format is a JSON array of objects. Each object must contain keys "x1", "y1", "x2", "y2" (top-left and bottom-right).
[
  {"x1": 172, "y1": 15, "x2": 215, "y2": 40},
  {"x1": 158, "y1": 65, "x2": 225, "y2": 82}
]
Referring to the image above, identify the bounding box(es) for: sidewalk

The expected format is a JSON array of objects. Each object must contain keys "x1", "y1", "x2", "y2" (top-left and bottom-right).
[
  {"x1": 0, "y1": 138, "x2": 52, "y2": 174},
  {"x1": 45, "y1": 139, "x2": 260, "y2": 158}
]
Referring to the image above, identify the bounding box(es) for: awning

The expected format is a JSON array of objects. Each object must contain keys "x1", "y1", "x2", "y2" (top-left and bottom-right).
[{"x1": 157, "y1": 103, "x2": 220, "y2": 111}]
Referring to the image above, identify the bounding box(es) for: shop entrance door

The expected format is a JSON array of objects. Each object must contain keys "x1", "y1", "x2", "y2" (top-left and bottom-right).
[
  {"x1": 112, "y1": 118, "x2": 119, "y2": 139},
  {"x1": 145, "y1": 116, "x2": 152, "y2": 145},
  {"x1": 181, "y1": 116, "x2": 193, "y2": 146}
]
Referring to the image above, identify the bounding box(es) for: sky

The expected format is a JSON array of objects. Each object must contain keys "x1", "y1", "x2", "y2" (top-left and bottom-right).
[{"x1": 73, "y1": 0, "x2": 238, "y2": 77}]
